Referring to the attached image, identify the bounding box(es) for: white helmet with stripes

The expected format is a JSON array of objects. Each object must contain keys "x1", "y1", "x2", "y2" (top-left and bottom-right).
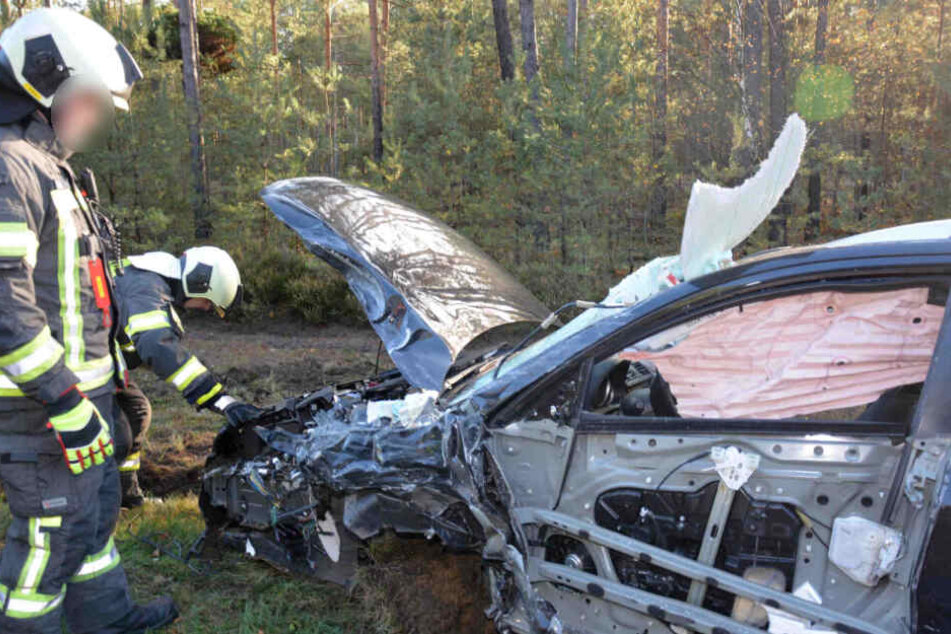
[
  {"x1": 181, "y1": 247, "x2": 243, "y2": 316},
  {"x1": 0, "y1": 8, "x2": 142, "y2": 112}
]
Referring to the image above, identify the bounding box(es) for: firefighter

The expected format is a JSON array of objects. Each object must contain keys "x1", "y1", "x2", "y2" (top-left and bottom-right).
[
  {"x1": 0, "y1": 8, "x2": 178, "y2": 633},
  {"x1": 111, "y1": 247, "x2": 262, "y2": 507}
]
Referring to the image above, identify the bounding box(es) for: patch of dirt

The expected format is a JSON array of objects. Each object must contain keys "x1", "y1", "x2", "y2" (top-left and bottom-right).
[
  {"x1": 221, "y1": 356, "x2": 373, "y2": 400},
  {"x1": 184, "y1": 317, "x2": 388, "y2": 400},
  {"x1": 138, "y1": 431, "x2": 214, "y2": 497},
  {"x1": 361, "y1": 536, "x2": 496, "y2": 634}
]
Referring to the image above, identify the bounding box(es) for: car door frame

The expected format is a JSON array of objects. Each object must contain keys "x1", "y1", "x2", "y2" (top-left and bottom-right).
[{"x1": 486, "y1": 247, "x2": 951, "y2": 634}]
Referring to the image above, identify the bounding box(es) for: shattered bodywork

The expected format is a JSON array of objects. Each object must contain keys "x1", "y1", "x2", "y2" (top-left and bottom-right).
[
  {"x1": 260, "y1": 177, "x2": 550, "y2": 391},
  {"x1": 202, "y1": 117, "x2": 951, "y2": 633}
]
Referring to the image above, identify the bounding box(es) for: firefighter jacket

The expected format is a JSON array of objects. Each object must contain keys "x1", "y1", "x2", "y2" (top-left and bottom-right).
[
  {"x1": 0, "y1": 115, "x2": 120, "y2": 443},
  {"x1": 113, "y1": 261, "x2": 229, "y2": 411}
]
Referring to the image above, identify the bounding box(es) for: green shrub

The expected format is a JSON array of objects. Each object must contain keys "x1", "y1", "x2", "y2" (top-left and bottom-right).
[
  {"x1": 219, "y1": 223, "x2": 364, "y2": 325},
  {"x1": 149, "y1": 8, "x2": 239, "y2": 73}
]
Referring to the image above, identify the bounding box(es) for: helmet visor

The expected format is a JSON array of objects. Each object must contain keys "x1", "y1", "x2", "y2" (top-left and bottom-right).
[
  {"x1": 218, "y1": 284, "x2": 244, "y2": 318},
  {"x1": 112, "y1": 43, "x2": 142, "y2": 111}
]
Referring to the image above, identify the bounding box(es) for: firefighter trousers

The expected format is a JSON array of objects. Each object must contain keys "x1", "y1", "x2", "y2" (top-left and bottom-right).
[
  {"x1": 0, "y1": 393, "x2": 135, "y2": 633},
  {"x1": 114, "y1": 379, "x2": 151, "y2": 474}
]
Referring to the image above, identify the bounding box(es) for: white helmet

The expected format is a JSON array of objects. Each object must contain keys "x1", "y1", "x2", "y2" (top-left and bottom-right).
[
  {"x1": 0, "y1": 8, "x2": 142, "y2": 112},
  {"x1": 182, "y1": 247, "x2": 243, "y2": 316}
]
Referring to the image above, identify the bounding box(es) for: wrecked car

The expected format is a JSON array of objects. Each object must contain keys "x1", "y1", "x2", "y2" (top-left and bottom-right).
[{"x1": 201, "y1": 116, "x2": 951, "y2": 634}]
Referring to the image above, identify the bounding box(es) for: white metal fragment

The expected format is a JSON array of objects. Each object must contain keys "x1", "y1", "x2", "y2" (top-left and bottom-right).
[
  {"x1": 828, "y1": 516, "x2": 902, "y2": 586},
  {"x1": 366, "y1": 399, "x2": 403, "y2": 423},
  {"x1": 398, "y1": 390, "x2": 439, "y2": 423},
  {"x1": 763, "y1": 581, "x2": 836, "y2": 634},
  {"x1": 710, "y1": 446, "x2": 760, "y2": 490},
  {"x1": 316, "y1": 511, "x2": 341, "y2": 563},
  {"x1": 680, "y1": 114, "x2": 807, "y2": 280},
  {"x1": 365, "y1": 390, "x2": 438, "y2": 425}
]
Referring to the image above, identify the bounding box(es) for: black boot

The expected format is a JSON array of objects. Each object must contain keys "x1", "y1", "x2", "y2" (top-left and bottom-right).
[
  {"x1": 120, "y1": 471, "x2": 145, "y2": 509},
  {"x1": 97, "y1": 596, "x2": 179, "y2": 633}
]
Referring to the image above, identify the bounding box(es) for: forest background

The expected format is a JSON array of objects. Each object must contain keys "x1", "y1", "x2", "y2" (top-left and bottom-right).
[{"x1": 4, "y1": 0, "x2": 947, "y2": 322}]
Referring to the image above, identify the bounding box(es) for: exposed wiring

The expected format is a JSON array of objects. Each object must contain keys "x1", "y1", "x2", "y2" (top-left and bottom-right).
[
  {"x1": 492, "y1": 299, "x2": 636, "y2": 379},
  {"x1": 793, "y1": 508, "x2": 830, "y2": 550},
  {"x1": 739, "y1": 485, "x2": 832, "y2": 550},
  {"x1": 374, "y1": 339, "x2": 384, "y2": 375},
  {"x1": 655, "y1": 451, "x2": 711, "y2": 490},
  {"x1": 127, "y1": 528, "x2": 215, "y2": 576}
]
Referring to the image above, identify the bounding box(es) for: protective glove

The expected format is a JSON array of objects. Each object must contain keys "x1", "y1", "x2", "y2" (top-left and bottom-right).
[
  {"x1": 211, "y1": 398, "x2": 264, "y2": 457},
  {"x1": 46, "y1": 387, "x2": 114, "y2": 475},
  {"x1": 223, "y1": 401, "x2": 264, "y2": 427}
]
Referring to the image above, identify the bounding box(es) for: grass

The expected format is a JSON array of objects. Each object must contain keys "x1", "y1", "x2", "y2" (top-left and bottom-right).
[
  {"x1": 115, "y1": 495, "x2": 391, "y2": 634},
  {"x1": 0, "y1": 491, "x2": 389, "y2": 633}
]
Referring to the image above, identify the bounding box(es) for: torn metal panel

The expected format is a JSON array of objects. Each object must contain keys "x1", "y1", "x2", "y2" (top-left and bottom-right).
[
  {"x1": 260, "y1": 177, "x2": 550, "y2": 390},
  {"x1": 486, "y1": 420, "x2": 574, "y2": 509}
]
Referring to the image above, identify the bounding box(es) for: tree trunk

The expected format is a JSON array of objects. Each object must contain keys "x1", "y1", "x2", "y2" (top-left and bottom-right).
[
  {"x1": 939, "y1": 0, "x2": 946, "y2": 54},
  {"x1": 178, "y1": 0, "x2": 211, "y2": 238},
  {"x1": 491, "y1": 0, "x2": 516, "y2": 81},
  {"x1": 565, "y1": 0, "x2": 578, "y2": 69},
  {"x1": 519, "y1": 0, "x2": 539, "y2": 82},
  {"x1": 519, "y1": 0, "x2": 540, "y2": 127},
  {"x1": 368, "y1": 0, "x2": 384, "y2": 164},
  {"x1": 324, "y1": 2, "x2": 335, "y2": 174},
  {"x1": 381, "y1": 0, "x2": 389, "y2": 109},
  {"x1": 579, "y1": 0, "x2": 588, "y2": 50},
  {"x1": 804, "y1": 0, "x2": 828, "y2": 240},
  {"x1": 767, "y1": 0, "x2": 786, "y2": 141},
  {"x1": 739, "y1": 0, "x2": 764, "y2": 168},
  {"x1": 766, "y1": 0, "x2": 789, "y2": 244},
  {"x1": 324, "y1": 8, "x2": 332, "y2": 71},
  {"x1": 269, "y1": 0, "x2": 278, "y2": 55},
  {"x1": 649, "y1": 0, "x2": 669, "y2": 223}
]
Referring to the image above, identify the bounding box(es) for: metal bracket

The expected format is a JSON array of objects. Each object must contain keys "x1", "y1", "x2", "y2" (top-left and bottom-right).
[
  {"x1": 686, "y1": 481, "x2": 736, "y2": 605},
  {"x1": 904, "y1": 442, "x2": 946, "y2": 507},
  {"x1": 514, "y1": 507, "x2": 892, "y2": 634}
]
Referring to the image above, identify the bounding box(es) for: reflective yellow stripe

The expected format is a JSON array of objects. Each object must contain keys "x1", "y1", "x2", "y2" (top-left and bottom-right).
[
  {"x1": 120, "y1": 341, "x2": 136, "y2": 353},
  {"x1": 0, "y1": 326, "x2": 64, "y2": 384},
  {"x1": 0, "y1": 583, "x2": 65, "y2": 619},
  {"x1": 0, "y1": 354, "x2": 114, "y2": 398},
  {"x1": 167, "y1": 356, "x2": 207, "y2": 391},
  {"x1": 118, "y1": 451, "x2": 140, "y2": 472},
  {"x1": 0, "y1": 222, "x2": 38, "y2": 267},
  {"x1": 19, "y1": 80, "x2": 43, "y2": 103},
  {"x1": 73, "y1": 356, "x2": 113, "y2": 392},
  {"x1": 108, "y1": 258, "x2": 131, "y2": 275},
  {"x1": 195, "y1": 382, "x2": 223, "y2": 406},
  {"x1": 70, "y1": 537, "x2": 120, "y2": 582},
  {"x1": 17, "y1": 517, "x2": 58, "y2": 593},
  {"x1": 2, "y1": 516, "x2": 64, "y2": 619},
  {"x1": 125, "y1": 310, "x2": 171, "y2": 338},
  {"x1": 49, "y1": 398, "x2": 94, "y2": 433},
  {"x1": 51, "y1": 189, "x2": 84, "y2": 367}
]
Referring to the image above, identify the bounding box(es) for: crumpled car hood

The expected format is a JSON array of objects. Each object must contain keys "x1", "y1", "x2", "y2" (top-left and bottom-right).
[{"x1": 260, "y1": 177, "x2": 551, "y2": 391}]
